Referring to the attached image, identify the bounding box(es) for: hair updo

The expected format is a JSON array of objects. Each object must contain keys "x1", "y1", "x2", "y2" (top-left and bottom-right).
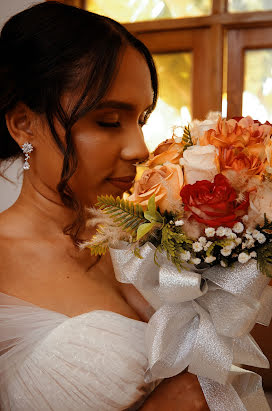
[{"x1": 0, "y1": 1, "x2": 158, "y2": 240}]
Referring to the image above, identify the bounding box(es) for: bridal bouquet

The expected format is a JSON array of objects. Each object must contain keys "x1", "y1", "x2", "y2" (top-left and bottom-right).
[{"x1": 84, "y1": 114, "x2": 272, "y2": 410}]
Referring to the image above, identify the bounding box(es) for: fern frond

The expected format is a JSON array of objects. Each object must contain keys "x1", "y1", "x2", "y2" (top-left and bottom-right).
[
  {"x1": 159, "y1": 224, "x2": 193, "y2": 271},
  {"x1": 182, "y1": 125, "x2": 193, "y2": 151},
  {"x1": 85, "y1": 241, "x2": 109, "y2": 256},
  {"x1": 96, "y1": 195, "x2": 147, "y2": 237}
]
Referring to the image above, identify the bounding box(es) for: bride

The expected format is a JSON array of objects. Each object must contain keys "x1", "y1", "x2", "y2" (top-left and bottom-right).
[{"x1": 0, "y1": 2, "x2": 209, "y2": 410}]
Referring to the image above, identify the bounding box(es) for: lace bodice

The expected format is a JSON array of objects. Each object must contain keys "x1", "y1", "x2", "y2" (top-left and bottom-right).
[{"x1": 0, "y1": 292, "x2": 159, "y2": 410}]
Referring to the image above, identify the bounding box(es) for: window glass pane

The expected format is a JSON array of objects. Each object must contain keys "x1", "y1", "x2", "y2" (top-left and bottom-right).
[
  {"x1": 242, "y1": 49, "x2": 272, "y2": 123},
  {"x1": 229, "y1": 0, "x2": 272, "y2": 12},
  {"x1": 86, "y1": 0, "x2": 212, "y2": 23},
  {"x1": 142, "y1": 52, "x2": 192, "y2": 151}
]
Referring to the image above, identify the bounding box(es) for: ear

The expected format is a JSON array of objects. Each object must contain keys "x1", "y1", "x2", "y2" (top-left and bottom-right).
[{"x1": 5, "y1": 102, "x2": 35, "y2": 148}]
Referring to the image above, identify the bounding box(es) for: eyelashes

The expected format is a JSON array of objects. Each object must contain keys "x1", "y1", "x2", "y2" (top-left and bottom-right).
[
  {"x1": 97, "y1": 118, "x2": 149, "y2": 128},
  {"x1": 97, "y1": 121, "x2": 121, "y2": 128}
]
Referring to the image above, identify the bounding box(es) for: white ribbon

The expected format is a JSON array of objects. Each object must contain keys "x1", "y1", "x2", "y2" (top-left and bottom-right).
[{"x1": 110, "y1": 242, "x2": 272, "y2": 411}]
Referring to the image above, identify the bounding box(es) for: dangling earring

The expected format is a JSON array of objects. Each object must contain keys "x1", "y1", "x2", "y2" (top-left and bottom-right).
[{"x1": 22, "y1": 142, "x2": 33, "y2": 170}]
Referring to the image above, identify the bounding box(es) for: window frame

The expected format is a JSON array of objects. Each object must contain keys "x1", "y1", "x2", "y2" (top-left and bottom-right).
[{"x1": 51, "y1": 0, "x2": 272, "y2": 119}]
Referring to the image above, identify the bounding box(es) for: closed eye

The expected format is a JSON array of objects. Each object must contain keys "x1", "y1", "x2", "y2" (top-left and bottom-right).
[{"x1": 97, "y1": 121, "x2": 121, "y2": 128}]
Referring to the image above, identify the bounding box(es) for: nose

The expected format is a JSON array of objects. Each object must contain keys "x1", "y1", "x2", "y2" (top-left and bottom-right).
[{"x1": 120, "y1": 127, "x2": 149, "y2": 163}]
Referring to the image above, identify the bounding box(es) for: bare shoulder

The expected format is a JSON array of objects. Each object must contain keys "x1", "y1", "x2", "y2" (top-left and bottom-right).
[
  {"x1": 0, "y1": 209, "x2": 149, "y2": 321},
  {"x1": 0, "y1": 212, "x2": 53, "y2": 295}
]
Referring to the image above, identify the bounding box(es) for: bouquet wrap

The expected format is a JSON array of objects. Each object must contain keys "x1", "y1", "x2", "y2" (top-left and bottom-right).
[{"x1": 110, "y1": 242, "x2": 272, "y2": 411}]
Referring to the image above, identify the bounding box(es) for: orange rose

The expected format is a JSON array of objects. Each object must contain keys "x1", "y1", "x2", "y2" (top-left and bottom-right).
[
  {"x1": 200, "y1": 116, "x2": 272, "y2": 150},
  {"x1": 220, "y1": 147, "x2": 267, "y2": 177},
  {"x1": 128, "y1": 164, "x2": 184, "y2": 212},
  {"x1": 145, "y1": 138, "x2": 184, "y2": 167}
]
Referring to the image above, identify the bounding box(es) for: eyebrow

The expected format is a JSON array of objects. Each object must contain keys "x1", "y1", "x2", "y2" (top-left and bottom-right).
[{"x1": 95, "y1": 100, "x2": 153, "y2": 113}]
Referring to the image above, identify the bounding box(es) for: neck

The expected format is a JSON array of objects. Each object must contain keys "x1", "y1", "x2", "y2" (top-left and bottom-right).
[{"x1": 11, "y1": 175, "x2": 95, "y2": 242}]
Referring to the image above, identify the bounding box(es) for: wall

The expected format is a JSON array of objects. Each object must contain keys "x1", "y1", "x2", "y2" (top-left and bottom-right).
[{"x1": 0, "y1": 0, "x2": 42, "y2": 212}]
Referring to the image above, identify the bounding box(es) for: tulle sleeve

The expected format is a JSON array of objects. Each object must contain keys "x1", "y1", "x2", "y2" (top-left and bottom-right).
[{"x1": 0, "y1": 292, "x2": 67, "y2": 377}]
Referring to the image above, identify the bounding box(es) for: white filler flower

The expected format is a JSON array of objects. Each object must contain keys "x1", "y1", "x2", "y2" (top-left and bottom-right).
[
  {"x1": 205, "y1": 227, "x2": 215, "y2": 237},
  {"x1": 216, "y1": 227, "x2": 227, "y2": 237},
  {"x1": 180, "y1": 251, "x2": 191, "y2": 261},
  {"x1": 256, "y1": 233, "x2": 266, "y2": 244},
  {"x1": 191, "y1": 257, "x2": 201, "y2": 265},
  {"x1": 205, "y1": 255, "x2": 216, "y2": 263},
  {"x1": 238, "y1": 252, "x2": 251, "y2": 264},
  {"x1": 221, "y1": 248, "x2": 232, "y2": 257},
  {"x1": 175, "y1": 220, "x2": 184, "y2": 226},
  {"x1": 192, "y1": 242, "x2": 203, "y2": 252},
  {"x1": 233, "y1": 222, "x2": 244, "y2": 234}
]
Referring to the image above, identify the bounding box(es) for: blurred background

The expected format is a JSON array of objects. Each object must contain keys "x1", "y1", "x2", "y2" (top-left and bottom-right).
[
  {"x1": 1, "y1": 0, "x2": 272, "y2": 210},
  {"x1": 0, "y1": 1, "x2": 272, "y2": 400}
]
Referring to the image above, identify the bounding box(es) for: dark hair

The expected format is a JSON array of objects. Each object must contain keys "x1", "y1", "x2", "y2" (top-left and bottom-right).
[{"x1": 0, "y1": 1, "x2": 158, "y2": 240}]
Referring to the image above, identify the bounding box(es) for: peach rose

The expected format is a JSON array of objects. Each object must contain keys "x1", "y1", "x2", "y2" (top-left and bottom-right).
[
  {"x1": 128, "y1": 163, "x2": 184, "y2": 212},
  {"x1": 179, "y1": 144, "x2": 219, "y2": 184},
  {"x1": 265, "y1": 137, "x2": 272, "y2": 175},
  {"x1": 248, "y1": 182, "x2": 272, "y2": 226},
  {"x1": 220, "y1": 147, "x2": 266, "y2": 177},
  {"x1": 200, "y1": 116, "x2": 272, "y2": 150},
  {"x1": 146, "y1": 138, "x2": 183, "y2": 167}
]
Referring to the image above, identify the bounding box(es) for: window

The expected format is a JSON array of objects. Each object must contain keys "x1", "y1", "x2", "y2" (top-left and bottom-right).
[
  {"x1": 85, "y1": 0, "x2": 212, "y2": 22},
  {"x1": 54, "y1": 0, "x2": 272, "y2": 145}
]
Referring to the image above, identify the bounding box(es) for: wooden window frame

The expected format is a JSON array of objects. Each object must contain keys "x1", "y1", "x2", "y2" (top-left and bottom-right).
[
  {"x1": 227, "y1": 26, "x2": 272, "y2": 118},
  {"x1": 50, "y1": 0, "x2": 272, "y2": 119}
]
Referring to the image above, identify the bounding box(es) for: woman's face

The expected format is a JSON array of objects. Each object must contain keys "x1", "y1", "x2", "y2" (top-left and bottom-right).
[{"x1": 32, "y1": 46, "x2": 153, "y2": 207}]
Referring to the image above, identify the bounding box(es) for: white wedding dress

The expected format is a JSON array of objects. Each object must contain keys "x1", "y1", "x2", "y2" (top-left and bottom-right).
[{"x1": 0, "y1": 292, "x2": 159, "y2": 410}]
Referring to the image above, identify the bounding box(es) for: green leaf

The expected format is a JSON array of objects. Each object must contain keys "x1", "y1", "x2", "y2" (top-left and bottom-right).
[
  {"x1": 136, "y1": 222, "x2": 156, "y2": 241},
  {"x1": 148, "y1": 195, "x2": 156, "y2": 214},
  {"x1": 144, "y1": 211, "x2": 163, "y2": 223},
  {"x1": 144, "y1": 195, "x2": 164, "y2": 223}
]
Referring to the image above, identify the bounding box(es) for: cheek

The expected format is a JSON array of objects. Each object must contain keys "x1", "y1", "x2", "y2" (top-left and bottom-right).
[
  {"x1": 72, "y1": 132, "x2": 121, "y2": 191},
  {"x1": 78, "y1": 135, "x2": 119, "y2": 170}
]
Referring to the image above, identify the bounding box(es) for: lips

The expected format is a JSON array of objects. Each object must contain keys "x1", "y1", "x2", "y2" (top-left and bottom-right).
[{"x1": 107, "y1": 176, "x2": 135, "y2": 191}]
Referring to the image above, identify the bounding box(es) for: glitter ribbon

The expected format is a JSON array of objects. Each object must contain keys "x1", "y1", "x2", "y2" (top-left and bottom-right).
[{"x1": 110, "y1": 242, "x2": 272, "y2": 411}]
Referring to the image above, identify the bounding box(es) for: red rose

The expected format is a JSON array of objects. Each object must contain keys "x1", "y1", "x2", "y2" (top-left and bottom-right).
[{"x1": 180, "y1": 174, "x2": 249, "y2": 228}]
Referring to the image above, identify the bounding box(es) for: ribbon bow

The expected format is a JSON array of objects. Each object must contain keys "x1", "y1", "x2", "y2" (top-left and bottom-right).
[{"x1": 110, "y1": 242, "x2": 272, "y2": 411}]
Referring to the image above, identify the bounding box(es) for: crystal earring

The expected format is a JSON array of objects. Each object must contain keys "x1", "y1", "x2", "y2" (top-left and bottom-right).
[{"x1": 22, "y1": 142, "x2": 33, "y2": 170}]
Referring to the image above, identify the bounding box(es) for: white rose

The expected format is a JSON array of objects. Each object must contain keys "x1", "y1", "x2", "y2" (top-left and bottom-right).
[
  {"x1": 179, "y1": 144, "x2": 219, "y2": 184},
  {"x1": 190, "y1": 115, "x2": 219, "y2": 142}
]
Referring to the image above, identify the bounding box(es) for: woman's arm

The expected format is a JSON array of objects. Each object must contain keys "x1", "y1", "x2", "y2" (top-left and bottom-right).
[
  {"x1": 140, "y1": 372, "x2": 209, "y2": 411},
  {"x1": 248, "y1": 320, "x2": 272, "y2": 390}
]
